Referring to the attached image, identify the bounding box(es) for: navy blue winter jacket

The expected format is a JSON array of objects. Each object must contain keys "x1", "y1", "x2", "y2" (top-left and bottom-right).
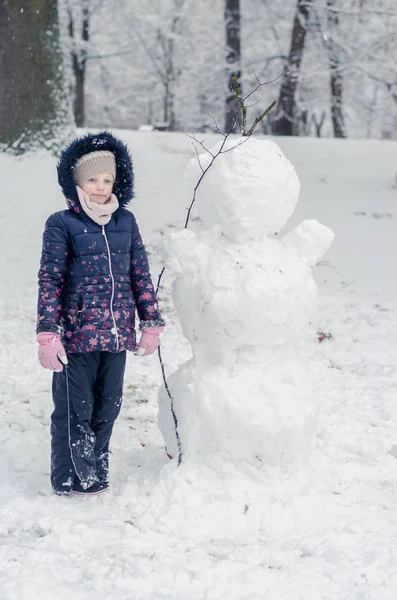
[{"x1": 36, "y1": 131, "x2": 164, "y2": 353}]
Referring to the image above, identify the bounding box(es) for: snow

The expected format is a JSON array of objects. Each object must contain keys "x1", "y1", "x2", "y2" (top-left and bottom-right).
[{"x1": 1, "y1": 131, "x2": 397, "y2": 598}]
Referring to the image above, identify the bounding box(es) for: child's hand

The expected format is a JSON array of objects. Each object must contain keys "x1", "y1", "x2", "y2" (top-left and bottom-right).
[
  {"x1": 134, "y1": 327, "x2": 164, "y2": 357},
  {"x1": 37, "y1": 332, "x2": 68, "y2": 372}
]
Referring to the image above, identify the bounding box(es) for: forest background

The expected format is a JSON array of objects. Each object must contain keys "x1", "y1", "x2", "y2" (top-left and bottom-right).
[
  {"x1": 1, "y1": 0, "x2": 397, "y2": 152},
  {"x1": 62, "y1": 0, "x2": 397, "y2": 140}
]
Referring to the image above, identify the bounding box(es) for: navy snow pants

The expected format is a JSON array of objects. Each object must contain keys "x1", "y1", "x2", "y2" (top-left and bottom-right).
[{"x1": 51, "y1": 351, "x2": 126, "y2": 494}]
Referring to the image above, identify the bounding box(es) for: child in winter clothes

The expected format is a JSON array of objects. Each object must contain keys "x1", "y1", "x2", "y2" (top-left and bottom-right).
[{"x1": 37, "y1": 131, "x2": 165, "y2": 496}]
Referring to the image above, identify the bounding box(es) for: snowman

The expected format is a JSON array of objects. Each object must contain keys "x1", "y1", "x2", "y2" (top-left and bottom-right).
[{"x1": 158, "y1": 137, "x2": 334, "y2": 466}]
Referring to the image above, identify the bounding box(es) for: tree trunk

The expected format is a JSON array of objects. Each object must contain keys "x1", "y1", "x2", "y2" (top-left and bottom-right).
[
  {"x1": 225, "y1": 0, "x2": 242, "y2": 133},
  {"x1": 73, "y1": 57, "x2": 86, "y2": 128},
  {"x1": 157, "y1": 9, "x2": 180, "y2": 131},
  {"x1": 164, "y1": 35, "x2": 176, "y2": 130},
  {"x1": 272, "y1": 0, "x2": 313, "y2": 136},
  {"x1": 0, "y1": 0, "x2": 74, "y2": 154},
  {"x1": 326, "y1": 0, "x2": 346, "y2": 138},
  {"x1": 68, "y1": 1, "x2": 89, "y2": 127}
]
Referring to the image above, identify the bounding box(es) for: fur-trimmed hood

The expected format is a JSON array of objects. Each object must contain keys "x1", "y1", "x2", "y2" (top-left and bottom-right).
[{"x1": 57, "y1": 131, "x2": 134, "y2": 211}]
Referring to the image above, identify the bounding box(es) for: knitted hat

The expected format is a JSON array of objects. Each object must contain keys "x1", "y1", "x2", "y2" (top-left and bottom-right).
[{"x1": 72, "y1": 150, "x2": 116, "y2": 187}]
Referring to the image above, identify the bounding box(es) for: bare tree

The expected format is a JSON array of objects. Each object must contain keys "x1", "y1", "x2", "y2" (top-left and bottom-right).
[
  {"x1": 67, "y1": 0, "x2": 90, "y2": 127},
  {"x1": 120, "y1": 0, "x2": 188, "y2": 130},
  {"x1": 325, "y1": 0, "x2": 346, "y2": 137},
  {"x1": 0, "y1": 0, "x2": 74, "y2": 154},
  {"x1": 225, "y1": 0, "x2": 242, "y2": 133},
  {"x1": 272, "y1": 0, "x2": 313, "y2": 136},
  {"x1": 156, "y1": 16, "x2": 179, "y2": 130}
]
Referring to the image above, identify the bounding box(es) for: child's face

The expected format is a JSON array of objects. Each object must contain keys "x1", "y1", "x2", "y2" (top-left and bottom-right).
[{"x1": 81, "y1": 172, "x2": 114, "y2": 204}]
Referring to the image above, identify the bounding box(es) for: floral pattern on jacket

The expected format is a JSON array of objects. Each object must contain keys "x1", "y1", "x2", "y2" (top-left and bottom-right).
[{"x1": 37, "y1": 207, "x2": 164, "y2": 353}]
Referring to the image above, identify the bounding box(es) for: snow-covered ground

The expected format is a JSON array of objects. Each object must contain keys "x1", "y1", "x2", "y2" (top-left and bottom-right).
[{"x1": 1, "y1": 131, "x2": 397, "y2": 599}]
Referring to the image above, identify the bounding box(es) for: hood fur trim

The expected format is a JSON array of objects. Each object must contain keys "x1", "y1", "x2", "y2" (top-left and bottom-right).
[{"x1": 57, "y1": 131, "x2": 134, "y2": 209}]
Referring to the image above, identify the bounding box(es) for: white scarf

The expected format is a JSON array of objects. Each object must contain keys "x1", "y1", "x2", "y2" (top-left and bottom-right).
[{"x1": 76, "y1": 186, "x2": 119, "y2": 226}]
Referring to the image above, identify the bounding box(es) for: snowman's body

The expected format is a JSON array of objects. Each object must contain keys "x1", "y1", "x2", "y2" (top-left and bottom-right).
[{"x1": 159, "y1": 137, "x2": 334, "y2": 466}]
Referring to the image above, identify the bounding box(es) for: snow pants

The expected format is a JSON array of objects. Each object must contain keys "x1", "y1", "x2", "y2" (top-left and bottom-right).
[{"x1": 50, "y1": 351, "x2": 126, "y2": 494}]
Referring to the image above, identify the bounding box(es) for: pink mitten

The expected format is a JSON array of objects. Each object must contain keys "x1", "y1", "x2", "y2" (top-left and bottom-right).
[
  {"x1": 37, "y1": 332, "x2": 68, "y2": 372},
  {"x1": 135, "y1": 327, "x2": 164, "y2": 357}
]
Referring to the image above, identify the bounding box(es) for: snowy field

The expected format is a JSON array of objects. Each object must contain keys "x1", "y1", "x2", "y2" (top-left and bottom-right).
[{"x1": 1, "y1": 130, "x2": 397, "y2": 599}]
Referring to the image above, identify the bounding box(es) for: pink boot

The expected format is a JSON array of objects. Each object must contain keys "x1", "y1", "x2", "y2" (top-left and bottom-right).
[{"x1": 37, "y1": 332, "x2": 68, "y2": 372}]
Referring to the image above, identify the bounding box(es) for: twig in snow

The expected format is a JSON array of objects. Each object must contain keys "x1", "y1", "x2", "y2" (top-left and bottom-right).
[{"x1": 157, "y1": 345, "x2": 182, "y2": 466}]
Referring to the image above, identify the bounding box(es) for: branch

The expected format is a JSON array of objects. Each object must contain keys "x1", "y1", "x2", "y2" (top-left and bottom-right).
[
  {"x1": 85, "y1": 47, "x2": 137, "y2": 61},
  {"x1": 243, "y1": 69, "x2": 284, "y2": 104},
  {"x1": 157, "y1": 346, "x2": 183, "y2": 466},
  {"x1": 245, "y1": 100, "x2": 277, "y2": 136},
  {"x1": 226, "y1": 70, "x2": 281, "y2": 137},
  {"x1": 232, "y1": 76, "x2": 247, "y2": 133}
]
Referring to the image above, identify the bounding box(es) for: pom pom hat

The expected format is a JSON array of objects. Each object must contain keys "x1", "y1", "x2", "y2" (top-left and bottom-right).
[{"x1": 72, "y1": 150, "x2": 116, "y2": 188}]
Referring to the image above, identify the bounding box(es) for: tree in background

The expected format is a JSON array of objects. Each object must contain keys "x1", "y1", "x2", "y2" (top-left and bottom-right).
[
  {"x1": 83, "y1": 0, "x2": 225, "y2": 132},
  {"x1": 0, "y1": 0, "x2": 74, "y2": 154},
  {"x1": 225, "y1": 0, "x2": 242, "y2": 133},
  {"x1": 324, "y1": 0, "x2": 345, "y2": 137},
  {"x1": 125, "y1": 0, "x2": 189, "y2": 130},
  {"x1": 154, "y1": 0, "x2": 186, "y2": 130},
  {"x1": 104, "y1": 0, "x2": 190, "y2": 131},
  {"x1": 272, "y1": 0, "x2": 313, "y2": 135},
  {"x1": 345, "y1": 0, "x2": 397, "y2": 138},
  {"x1": 65, "y1": 0, "x2": 90, "y2": 127},
  {"x1": 54, "y1": 0, "x2": 397, "y2": 140}
]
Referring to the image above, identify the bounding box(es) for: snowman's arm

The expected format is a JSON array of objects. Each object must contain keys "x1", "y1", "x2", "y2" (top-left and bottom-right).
[{"x1": 281, "y1": 219, "x2": 334, "y2": 266}]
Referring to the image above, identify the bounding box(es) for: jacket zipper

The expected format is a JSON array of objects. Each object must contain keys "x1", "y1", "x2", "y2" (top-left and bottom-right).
[
  {"x1": 102, "y1": 225, "x2": 119, "y2": 351},
  {"x1": 76, "y1": 295, "x2": 84, "y2": 328}
]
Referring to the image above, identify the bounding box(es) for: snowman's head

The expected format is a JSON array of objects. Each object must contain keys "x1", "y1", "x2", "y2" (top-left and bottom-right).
[{"x1": 185, "y1": 137, "x2": 300, "y2": 243}]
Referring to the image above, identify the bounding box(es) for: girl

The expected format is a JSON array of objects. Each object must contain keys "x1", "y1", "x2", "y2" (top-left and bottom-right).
[{"x1": 37, "y1": 131, "x2": 165, "y2": 496}]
